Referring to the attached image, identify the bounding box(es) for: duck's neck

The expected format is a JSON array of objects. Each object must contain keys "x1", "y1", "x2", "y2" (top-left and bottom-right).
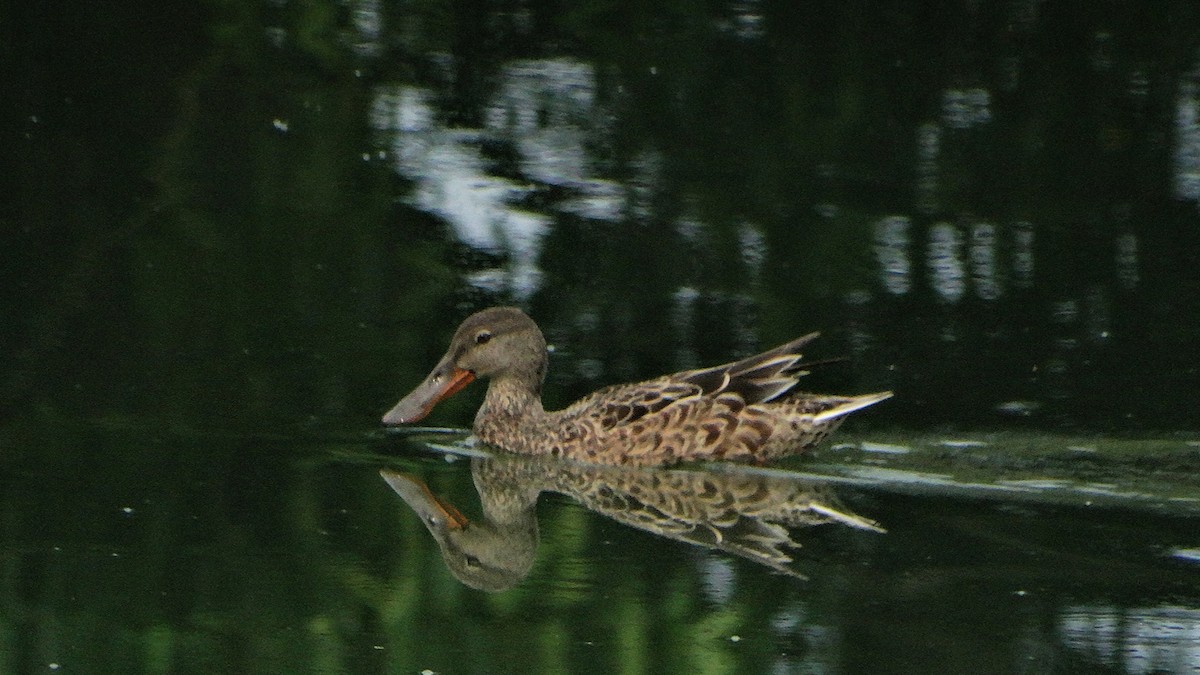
[{"x1": 474, "y1": 374, "x2": 547, "y2": 436}]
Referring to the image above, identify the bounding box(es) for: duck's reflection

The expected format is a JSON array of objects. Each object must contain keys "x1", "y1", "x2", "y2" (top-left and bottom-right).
[{"x1": 381, "y1": 452, "x2": 882, "y2": 592}]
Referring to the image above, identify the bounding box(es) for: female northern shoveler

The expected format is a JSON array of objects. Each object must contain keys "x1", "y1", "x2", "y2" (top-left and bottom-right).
[{"x1": 382, "y1": 307, "x2": 891, "y2": 466}]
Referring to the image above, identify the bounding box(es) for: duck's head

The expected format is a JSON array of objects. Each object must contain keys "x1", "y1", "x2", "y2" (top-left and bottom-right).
[{"x1": 382, "y1": 307, "x2": 548, "y2": 425}]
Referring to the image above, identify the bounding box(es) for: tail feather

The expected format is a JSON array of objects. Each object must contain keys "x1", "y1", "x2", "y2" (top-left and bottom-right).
[
  {"x1": 681, "y1": 333, "x2": 821, "y2": 403},
  {"x1": 811, "y1": 391, "x2": 894, "y2": 423}
]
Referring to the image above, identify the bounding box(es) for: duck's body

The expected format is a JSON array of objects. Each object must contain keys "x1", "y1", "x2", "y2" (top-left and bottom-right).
[{"x1": 383, "y1": 307, "x2": 890, "y2": 467}]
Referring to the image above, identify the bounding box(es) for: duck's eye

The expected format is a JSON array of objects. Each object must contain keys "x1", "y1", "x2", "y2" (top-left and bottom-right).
[{"x1": 475, "y1": 331, "x2": 492, "y2": 345}]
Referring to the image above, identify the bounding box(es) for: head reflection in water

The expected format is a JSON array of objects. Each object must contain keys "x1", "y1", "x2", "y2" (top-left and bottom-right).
[
  {"x1": 381, "y1": 453, "x2": 883, "y2": 592},
  {"x1": 380, "y1": 467, "x2": 539, "y2": 593}
]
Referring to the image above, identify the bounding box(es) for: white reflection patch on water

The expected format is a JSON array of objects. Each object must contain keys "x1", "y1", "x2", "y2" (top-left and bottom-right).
[
  {"x1": 372, "y1": 60, "x2": 610, "y2": 298},
  {"x1": 379, "y1": 85, "x2": 434, "y2": 133},
  {"x1": 716, "y1": 0, "x2": 765, "y2": 41},
  {"x1": 698, "y1": 554, "x2": 736, "y2": 606},
  {"x1": 1059, "y1": 604, "x2": 1200, "y2": 674},
  {"x1": 517, "y1": 127, "x2": 588, "y2": 186},
  {"x1": 349, "y1": 0, "x2": 382, "y2": 57},
  {"x1": 559, "y1": 180, "x2": 625, "y2": 221},
  {"x1": 675, "y1": 212, "x2": 704, "y2": 244},
  {"x1": 995, "y1": 400, "x2": 1042, "y2": 416},
  {"x1": 739, "y1": 224, "x2": 766, "y2": 283},
  {"x1": 970, "y1": 221, "x2": 1001, "y2": 300},
  {"x1": 1174, "y1": 79, "x2": 1200, "y2": 202},
  {"x1": 500, "y1": 59, "x2": 596, "y2": 128},
  {"x1": 927, "y1": 222, "x2": 965, "y2": 303},
  {"x1": 874, "y1": 215, "x2": 912, "y2": 295},
  {"x1": 942, "y1": 88, "x2": 992, "y2": 129},
  {"x1": 1168, "y1": 548, "x2": 1200, "y2": 564},
  {"x1": 997, "y1": 478, "x2": 1072, "y2": 490},
  {"x1": 1052, "y1": 337, "x2": 1079, "y2": 353},
  {"x1": 859, "y1": 442, "x2": 912, "y2": 455},
  {"x1": 938, "y1": 439, "x2": 989, "y2": 448},
  {"x1": 489, "y1": 58, "x2": 598, "y2": 185},
  {"x1": 1050, "y1": 299, "x2": 1079, "y2": 324},
  {"x1": 378, "y1": 80, "x2": 557, "y2": 299}
]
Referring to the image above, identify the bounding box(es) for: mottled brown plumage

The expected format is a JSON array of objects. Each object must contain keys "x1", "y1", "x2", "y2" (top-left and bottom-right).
[{"x1": 383, "y1": 307, "x2": 891, "y2": 466}]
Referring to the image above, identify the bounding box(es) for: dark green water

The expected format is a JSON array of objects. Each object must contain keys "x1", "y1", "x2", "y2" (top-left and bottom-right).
[
  {"x1": 4, "y1": 1, "x2": 1200, "y2": 673},
  {"x1": 3, "y1": 424, "x2": 1197, "y2": 673}
]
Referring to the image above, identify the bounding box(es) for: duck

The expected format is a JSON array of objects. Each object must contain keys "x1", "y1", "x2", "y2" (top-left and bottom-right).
[{"x1": 382, "y1": 306, "x2": 891, "y2": 466}]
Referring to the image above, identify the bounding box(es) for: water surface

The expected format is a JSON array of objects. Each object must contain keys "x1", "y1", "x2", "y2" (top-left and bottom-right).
[{"x1": 4, "y1": 423, "x2": 1196, "y2": 673}]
